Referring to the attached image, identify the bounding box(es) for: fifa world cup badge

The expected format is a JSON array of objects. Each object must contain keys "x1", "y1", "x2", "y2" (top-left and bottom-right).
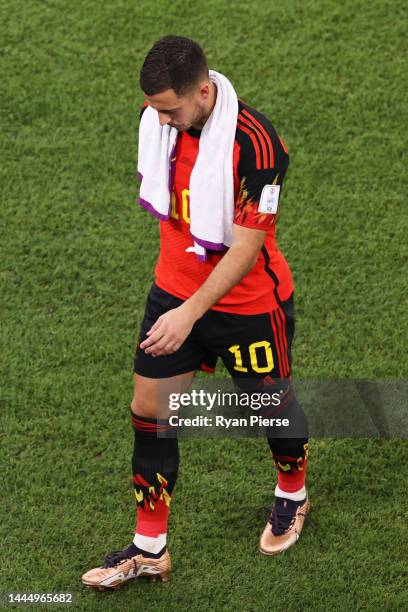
[{"x1": 258, "y1": 184, "x2": 280, "y2": 214}]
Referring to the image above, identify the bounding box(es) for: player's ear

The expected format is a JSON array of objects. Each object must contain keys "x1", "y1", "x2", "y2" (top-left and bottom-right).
[{"x1": 197, "y1": 81, "x2": 210, "y2": 100}]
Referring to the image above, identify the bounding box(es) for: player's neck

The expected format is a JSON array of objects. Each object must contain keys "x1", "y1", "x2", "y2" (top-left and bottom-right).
[{"x1": 192, "y1": 82, "x2": 217, "y2": 130}]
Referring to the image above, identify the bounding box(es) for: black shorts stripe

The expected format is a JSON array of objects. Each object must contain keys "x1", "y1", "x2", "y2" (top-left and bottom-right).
[
  {"x1": 273, "y1": 310, "x2": 287, "y2": 377},
  {"x1": 276, "y1": 307, "x2": 290, "y2": 376}
]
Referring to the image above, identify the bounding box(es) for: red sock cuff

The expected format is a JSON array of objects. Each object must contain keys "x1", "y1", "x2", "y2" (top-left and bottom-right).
[
  {"x1": 277, "y1": 456, "x2": 308, "y2": 493},
  {"x1": 135, "y1": 499, "x2": 171, "y2": 537}
]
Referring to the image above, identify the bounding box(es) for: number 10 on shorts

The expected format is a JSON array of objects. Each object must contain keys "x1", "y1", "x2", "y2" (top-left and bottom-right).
[{"x1": 229, "y1": 341, "x2": 274, "y2": 373}]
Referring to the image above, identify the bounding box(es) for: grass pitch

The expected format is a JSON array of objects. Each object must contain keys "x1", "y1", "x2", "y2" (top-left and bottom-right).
[{"x1": 1, "y1": 0, "x2": 408, "y2": 610}]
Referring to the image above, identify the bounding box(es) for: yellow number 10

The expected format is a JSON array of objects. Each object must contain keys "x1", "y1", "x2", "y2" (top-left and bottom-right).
[{"x1": 228, "y1": 341, "x2": 274, "y2": 373}]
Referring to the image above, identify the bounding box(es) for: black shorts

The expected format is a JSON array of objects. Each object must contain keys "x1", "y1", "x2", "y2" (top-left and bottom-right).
[{"x1": 134, "y1": 283, "x2": 295, "y2": 381}]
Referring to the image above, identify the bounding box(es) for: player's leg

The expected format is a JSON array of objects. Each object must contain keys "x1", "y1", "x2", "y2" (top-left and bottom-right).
[
  {"x1": 81, "y1": 284, "x2": 211, "y2": 590},
  {"x1": 196, "y1": 294, "x2": 310, "y2": 555},
  {"x1": 81, "y1": 372, "x2": 194, "y2": 590},
  {"x1": 129, "y1": 371, "x2": 194, "y2": 566},
  {"x1": 260, "y1": 296, "x2": 309, "y2": 531}
]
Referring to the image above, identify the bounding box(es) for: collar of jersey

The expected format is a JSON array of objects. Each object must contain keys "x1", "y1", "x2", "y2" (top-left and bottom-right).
[{"x1": 185, "y1": 126, "x2": 202, "y2": 139}]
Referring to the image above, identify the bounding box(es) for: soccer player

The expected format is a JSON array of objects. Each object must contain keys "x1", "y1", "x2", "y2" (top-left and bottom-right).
[{"x1": 81, "y1": 36, "x2": 310, "y2": 591}]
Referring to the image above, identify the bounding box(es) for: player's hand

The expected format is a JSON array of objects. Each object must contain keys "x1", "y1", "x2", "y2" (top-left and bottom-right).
[{"x1": 140, "y1": 303, "x2": 197, "y2": 357}]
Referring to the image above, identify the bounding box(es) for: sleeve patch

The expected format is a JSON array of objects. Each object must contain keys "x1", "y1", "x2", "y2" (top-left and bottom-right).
[{"x1": 258, "y1": 184, "x2": 280, "y2": 214}]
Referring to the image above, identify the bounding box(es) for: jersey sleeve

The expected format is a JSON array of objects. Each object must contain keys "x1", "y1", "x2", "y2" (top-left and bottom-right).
[{"x1": 234, "y1": 127, "x2": 289, "y2": 231}]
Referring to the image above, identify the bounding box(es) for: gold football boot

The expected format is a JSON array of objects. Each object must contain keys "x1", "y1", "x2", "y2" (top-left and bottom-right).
[
  {"x1": 81, "y1": 544, "x2": 171, "y2": 591},
  {"x1": 259, "y1": 495, "x2": 310, "y2": 555}
]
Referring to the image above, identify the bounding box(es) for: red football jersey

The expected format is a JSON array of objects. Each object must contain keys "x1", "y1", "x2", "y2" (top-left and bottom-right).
[{"x1": 142, "y1": 100, "x2": 294, "y2": 315}]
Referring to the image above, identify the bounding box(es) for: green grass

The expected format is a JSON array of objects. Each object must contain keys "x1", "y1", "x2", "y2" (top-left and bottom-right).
[{"x1": 1, "y1": 0, "x2": 408, "y2": 610}]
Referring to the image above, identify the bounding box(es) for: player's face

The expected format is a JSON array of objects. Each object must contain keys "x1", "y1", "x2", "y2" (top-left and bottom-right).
[{"x1": 143, "y1": 82, "x2": 211, "y2": 131}]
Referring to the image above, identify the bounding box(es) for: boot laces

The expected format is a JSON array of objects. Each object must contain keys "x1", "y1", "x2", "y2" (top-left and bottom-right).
[
  {"x1": 102, "y1": 545, "x2": 137, "y2": 568},
  {"x1": 268, "y1": 498, "x2": 303, "y2": 536}
]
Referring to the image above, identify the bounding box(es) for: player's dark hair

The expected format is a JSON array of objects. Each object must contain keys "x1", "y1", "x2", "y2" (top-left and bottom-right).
[{"x1": 140, "y1": 36, "x2": 209, "y2": 96}]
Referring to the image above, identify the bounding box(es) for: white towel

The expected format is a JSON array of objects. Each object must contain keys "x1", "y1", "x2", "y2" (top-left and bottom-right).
[{"x1": 137, "y1": 70, "x2": 238, "y2": 260}]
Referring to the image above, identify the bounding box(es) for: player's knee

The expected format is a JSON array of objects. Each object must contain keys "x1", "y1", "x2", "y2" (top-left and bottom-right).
[{"x1": 130, "y1": 392, "x2": 157, "y2": 418}]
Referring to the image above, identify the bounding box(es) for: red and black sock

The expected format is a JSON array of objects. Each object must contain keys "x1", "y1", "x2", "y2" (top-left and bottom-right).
[
  {"x1": 267, "y1": 437, "x2": 309, "y2": 494},
  {"x1": 131, "y1": 413, "x2": 179, "y2": 548},
  {"x1": 261, "y1": 381, "x2": 309, "y2": 495}
]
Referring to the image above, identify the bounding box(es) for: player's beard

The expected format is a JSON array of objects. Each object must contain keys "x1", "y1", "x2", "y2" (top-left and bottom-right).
[
  {"x1": 188, "y1": 100, "x2": 208, "y2": 130},
  {"x1": 171, "y1": 101, "x2": 208, "y2": 131}
]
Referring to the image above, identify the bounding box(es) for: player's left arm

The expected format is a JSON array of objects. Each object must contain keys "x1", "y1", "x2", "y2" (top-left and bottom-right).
[{"x1": 140, "y1": 224, "x2": 266, "y2": 356}]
